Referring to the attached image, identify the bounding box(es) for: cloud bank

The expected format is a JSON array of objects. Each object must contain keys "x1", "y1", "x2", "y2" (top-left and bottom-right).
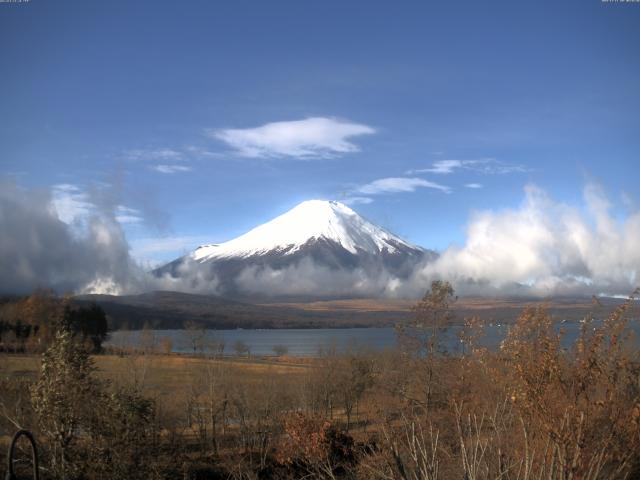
[
  {"x1": 212, "y1": 117, "x2": 375, "y2": 159},
  {"x1": 235, "y1": 258, "x2": 401, "y2": 298},
  {"x1": 0, "y1": 181, "x2": 218, "y2": 296},
  {"x1": 409, "y1": 184, "x2": 640, "y2": 297},
  {"x1": 0, "y1": 181, "x2": 142, "y2": 295},
  {"x1": 51, "y1": 184, "x2": 144, "y2": 226},
  {"x1": 1, "y1": 180, "x2": 638, "y2": 299}
]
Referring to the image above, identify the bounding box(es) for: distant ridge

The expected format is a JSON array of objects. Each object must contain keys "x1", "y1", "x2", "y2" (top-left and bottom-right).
[{"x1": 75, "y1": 290, "x2": 628, "y2": 331}]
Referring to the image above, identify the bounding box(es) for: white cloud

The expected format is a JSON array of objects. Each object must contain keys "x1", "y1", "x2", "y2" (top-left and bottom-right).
[
  {"x1": 51, "y1": 184, "x2": 93, "y2": 224},
  {"x1": 115, "y1": 205, "x2": 143, "y2": 224},
  {"x1": 342, "y1": 196, "x2": 374, "y2": 205},
  {"x1": 211, "y1": 117, "x2": 375, "y2": 159},
  {"x1": 130, "y1": 235, "x2": 211, "y2": 256},
  {"x1": 408, "y1": 159, "x2": 529, "y2": 175},
  {"x1": 412, "y1": 160, "x2": 464, "y2": 174},
  {"x1": 477, "y1": 160, "x2": 530, "y2": 175},
  {"x1": 465, "y1": 183, "x2": 483, "y2": 189},
  {"x1": 124, "y1": 148, "x2": 184, "y2": 161},
  {"x1": 51, "y1": 184, "x2": 142, "y2": 226},
  {"x1": 153, "y1": 164, "x2": 192, "y2": 174},
  {"x1": 412, "y1": 183, "x2": 640, "y2": 297},
  {"x1": 236, "y1": 257, "x2": 399, "y2": 298},
  {"x1": 184, "y1": 146, "x2": 225, "y2": 158},
  {"x1": 357, "y1": 177, "x2": 451, "y2": 195}
]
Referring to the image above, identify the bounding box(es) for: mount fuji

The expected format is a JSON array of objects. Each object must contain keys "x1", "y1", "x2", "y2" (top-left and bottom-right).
[{"x1": 155, "y1": 200, "x2": 435, "y2": 298}]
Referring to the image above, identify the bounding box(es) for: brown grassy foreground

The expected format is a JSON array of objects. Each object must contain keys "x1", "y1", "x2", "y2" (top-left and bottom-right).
[
  {"x1": 1, "y1": 353, "x2": 309, "y2": 428},
  {"x1": 1, "y1": 283, "x2": 640, "y2": 479},
  {"x1": 0, "y1": 352, "x2": 310, "y2": 393}
]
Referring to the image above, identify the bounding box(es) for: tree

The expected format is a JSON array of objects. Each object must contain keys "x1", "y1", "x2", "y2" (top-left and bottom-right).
[
  {"x1": 233, "y1": 340, "x2": 250, "y2": 358},
  {"x1": 405, "y1": 280, "x2": 455, "y2": 356},
  {"x1": 185, "y1": 320, "x2": 206, "y2": 354},
  {"x1": 66, "y1": 302, "x2": 109, "y2": 352},
  {"x1": 89, "y1": 387, "x2": 157, "y2": 480},
  {"x1": 159, "y1": 336, "x2": 173, "y2": 355},
  {"x1": 139, "y1": 321, "x2": 156, "y2": 354},
  {"x1": 0, "y1": 294, "x2": 109, "y2": 353},
  {"x1": 31, "y1": 323, "x2": 159, "y2": 479},
  {"x1": 396, "y1": 280, "x2": 456, "y2": 411},
  {"x1": 204, "y1": 335, "x2": 225, "y2": 358},
  {"x1": 338, "y1": 352, "x2": 374, "y2": 431},
  {"x1": 272, "y1": 344, "x2": 289, "y2": 357},
  {"x1": 31, "y1": 329, "x2": 103, "y2": 479}
]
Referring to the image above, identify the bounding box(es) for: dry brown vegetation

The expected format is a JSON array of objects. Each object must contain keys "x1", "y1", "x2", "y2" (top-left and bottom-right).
[{"x1": 1, "y1": 282, "x2": 640, "y2": 479}]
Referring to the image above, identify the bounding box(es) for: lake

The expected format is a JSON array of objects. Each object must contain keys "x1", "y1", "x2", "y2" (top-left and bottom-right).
[{"x1": 105, "y1": 320, "x2": 640, "y2": 357}]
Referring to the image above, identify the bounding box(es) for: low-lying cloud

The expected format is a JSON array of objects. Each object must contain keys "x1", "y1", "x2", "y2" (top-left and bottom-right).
[
  {"x1": 51, "y1": 184, "x2": 144, "y2": 226},
  {"x1": 409, "y1": 183, "x2": 640, "y2": 297},
  {"x1": 235, "y1": 258, "x2": 401, "y2": 298},
  {"x1": 0, "y1": 180, "x2": 218, "y2": 296},
  {"x1": 0, "y1": 181, "x2": 140, "y2": 295}
]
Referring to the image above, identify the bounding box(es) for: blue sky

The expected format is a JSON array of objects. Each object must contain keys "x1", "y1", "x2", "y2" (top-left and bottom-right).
[{"x1": 1, "y1": 0, "x2": 639, "y2": 266}]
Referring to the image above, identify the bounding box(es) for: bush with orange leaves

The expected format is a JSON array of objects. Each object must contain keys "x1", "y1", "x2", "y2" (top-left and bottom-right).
[
  {"x1": 476, "y1": 292, "x2": 640, "y2": 479},
  {"x1": 275, "y1": 412, "x2": 357, "y2": 479}
]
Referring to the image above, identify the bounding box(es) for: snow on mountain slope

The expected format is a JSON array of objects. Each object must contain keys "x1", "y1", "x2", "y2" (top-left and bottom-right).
[
  {"x1": 192, "y1": 200, "x2": 421, "y2": 262},
  {"x1": 154, "y1": 200, "x2": 434, "y2": 298}
]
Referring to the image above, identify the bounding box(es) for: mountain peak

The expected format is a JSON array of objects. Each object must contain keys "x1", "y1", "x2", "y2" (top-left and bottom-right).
[
  {"x1": 192, "y1": 199, "x2": 419, "y2": 261},
  {"x1": 286, "y1": 199, "x2": 356, "y2": 219}
]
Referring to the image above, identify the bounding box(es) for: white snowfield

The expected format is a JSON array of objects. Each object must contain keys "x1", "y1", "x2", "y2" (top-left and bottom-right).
[{"x1": 192, "y1": 200, "x2": 420, "y2": 262}]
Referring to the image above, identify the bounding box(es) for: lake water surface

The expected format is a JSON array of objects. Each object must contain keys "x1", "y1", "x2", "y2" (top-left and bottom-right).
[{"x1": 106, "y1": 321, "x2": 640, "y2": 357}]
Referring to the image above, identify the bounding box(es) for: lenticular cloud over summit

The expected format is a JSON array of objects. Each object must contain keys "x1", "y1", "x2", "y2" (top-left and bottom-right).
[
  {"x1": 0, "y1": 179, "x2": 638, "y2": 298},
  {"x1": 213, "y1": 117, "x2": 376, "y2": 159}
]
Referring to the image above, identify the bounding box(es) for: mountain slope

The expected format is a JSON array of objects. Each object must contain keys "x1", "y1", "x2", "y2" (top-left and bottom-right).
[
  {"x1": 193, "y1": 200, "x2": 420, "y2": 260},
  {"x1": 155, "y1": 200, "x2": 435, "y2": 298}
]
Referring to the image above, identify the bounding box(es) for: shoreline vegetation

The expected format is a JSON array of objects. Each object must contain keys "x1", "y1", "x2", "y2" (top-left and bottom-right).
[{"x1": 1, "y1": 283, "x2": 640, "y2": 479}]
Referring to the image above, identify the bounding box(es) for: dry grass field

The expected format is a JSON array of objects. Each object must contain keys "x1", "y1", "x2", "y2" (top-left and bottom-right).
[
  {"x1": 0, "y1": 352, "x2": 310, "y2": 403},
  {"x1": 267, "y1": 295, "x2": 628, "y2": 312},
  {"x1": 266, "y1": 295, "x2": 634, "y2": 326},
  {"x1": 1, "y1": 352, "x2": 315, "y2": 467}
]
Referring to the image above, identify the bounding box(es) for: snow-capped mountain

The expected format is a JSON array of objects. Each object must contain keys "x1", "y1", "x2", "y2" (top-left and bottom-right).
[
  {"x1": 155, "y1": 200, "x2": 435, "y2": 297},
  {"x1": 193, "y1": 200, "x2": 421, "y2": 260}
]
